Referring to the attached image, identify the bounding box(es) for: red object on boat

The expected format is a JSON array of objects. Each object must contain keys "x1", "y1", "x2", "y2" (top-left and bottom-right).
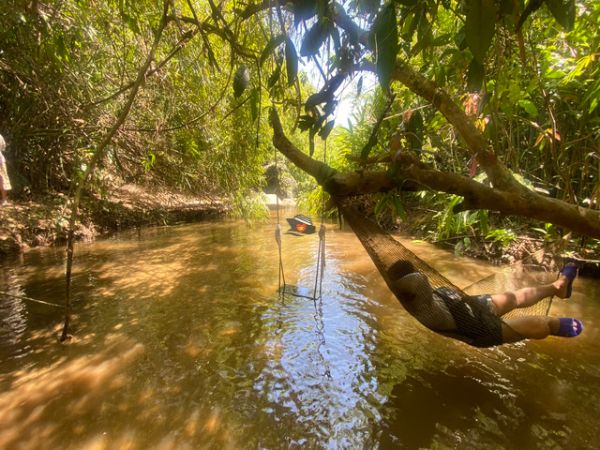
[{"x1": 286, "y1": 215, "x2": 316, "y2": 234}]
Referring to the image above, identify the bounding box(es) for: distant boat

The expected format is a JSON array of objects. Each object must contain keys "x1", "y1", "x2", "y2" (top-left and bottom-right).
[{"x1": 286, "y1": 214, "x2": 316, "y2": 234}]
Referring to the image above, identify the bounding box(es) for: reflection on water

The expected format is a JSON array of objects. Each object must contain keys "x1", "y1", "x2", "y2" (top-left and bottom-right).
[{"x1": 1, "y1": 218, "x2": 600, "y2": 449}]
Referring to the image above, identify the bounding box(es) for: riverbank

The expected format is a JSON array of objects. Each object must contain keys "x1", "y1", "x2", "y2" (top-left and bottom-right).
[
  {"x1": 3, "y1": 190, "x2": 599, "y2": 277},
  {"x1": 0, "y1": 184, "x2": 229, "y2": 259},
  {"x1": 392, "y1": 207, "x2": 600, "y2": 277}
]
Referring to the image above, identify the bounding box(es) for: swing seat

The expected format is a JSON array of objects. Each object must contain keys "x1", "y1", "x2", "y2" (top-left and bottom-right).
[
  {"x1": 286, "y1": 215, "x2": 316, "y2": 234},
  {"x1": 279, "y1": 284, "x2": 316, "y2": 300}
]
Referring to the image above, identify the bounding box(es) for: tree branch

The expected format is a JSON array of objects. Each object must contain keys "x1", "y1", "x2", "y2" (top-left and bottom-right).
[
  {"x1": 270, "y1": 108, "x2": 336, "y2": 184},
  {"x1": 270, "y1": 108, "x2": 600, "y2": 238},
  {"x1": 249, "y1": 1, "x2": 600, "y2": 237},
  {"x1": 61, "y1": 1, "x2": 171, "y2": 341},
  {"x1": 390, "y1": 60, "x2": 521, "y2": 192},
  {"x1": 90, "y1": 28, "x2": 197, "y2": 106},
  {"x1": 328, "y1": 6, "x2": 523, "y2": 193}
]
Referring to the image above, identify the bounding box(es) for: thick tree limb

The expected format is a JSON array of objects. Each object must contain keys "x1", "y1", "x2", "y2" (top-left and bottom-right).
[
  {"x1": 252, "y1": 4, "x2": 599, "y2": 237},
  {"x1": 270, "y1": 108, "x2": 414, "y2": 195},
  {"x1": 270, "y1": 108, "x2": 600, "y2": 238},
  {"x1": 243, "y1": 1, "x2": 523, "y2": 192},
  {"x1": 402, "y1": 165, "x2": 600, "y2": 238},
  {"x1": 390, "y1": 60, "x2": 521, "y2": 193},
  {"x1": 270, "y1": 108, "x2": 336, "y2": 184}
]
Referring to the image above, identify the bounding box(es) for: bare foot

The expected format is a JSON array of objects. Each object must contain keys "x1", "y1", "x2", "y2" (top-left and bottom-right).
[
  {"x1": 552, "y1": 277, "x2": 569, "y2": 298},
  {"x1": 552, "y1": 263, "x2": 577, "y2": 299}
]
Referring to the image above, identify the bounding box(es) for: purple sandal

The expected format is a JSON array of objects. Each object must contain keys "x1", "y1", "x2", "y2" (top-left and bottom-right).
[
  {"x1": 556, "y1": 318, "x2": 584, "y2": 337},
  {"x1": 559, "y1": 262, "x2": 578, "y2": 298}
]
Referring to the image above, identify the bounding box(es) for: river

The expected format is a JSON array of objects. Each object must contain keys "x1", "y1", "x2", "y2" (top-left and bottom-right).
[{"x1": 1, "y1": 216, "x2": 599, "y2": 449}]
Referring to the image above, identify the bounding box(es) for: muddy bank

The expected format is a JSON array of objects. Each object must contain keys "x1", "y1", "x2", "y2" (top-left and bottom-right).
[{"x1": 0, "y1": 185, "x2": 229, "y2": 259}]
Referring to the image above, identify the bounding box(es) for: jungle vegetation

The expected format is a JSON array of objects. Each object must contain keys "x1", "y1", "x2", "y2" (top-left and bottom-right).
[{"x1": 1, "y1": 0, "x2": 599, "y2": 244}]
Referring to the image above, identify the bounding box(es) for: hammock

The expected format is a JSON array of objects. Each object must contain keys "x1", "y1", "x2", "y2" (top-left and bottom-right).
[{"x1": 337, "y1": 201, "x2": 553, "y2": 347}]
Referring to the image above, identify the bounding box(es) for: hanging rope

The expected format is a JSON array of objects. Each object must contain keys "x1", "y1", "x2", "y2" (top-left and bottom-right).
[
  {"x1": 272, "y1": 14, "x2": 330, "y2": 302},
  {"x1": 310, "y1": 36, "x2": 332, "y2": 300},
  {"x1": 275, "y1": 222, "x2": 286, "y2": 292},
  {"x1": 0, "y1": 291, "x2": 63, "y2": 309},
  {"x1": 312, "y1": 138, "x2": 328, "y2": 299},
  {"x1": 312, "y1": 223, "x2": 327, "y2": 299},
  {"x1": 267, "y1": 0, "x2": 288, "y2": 298}
]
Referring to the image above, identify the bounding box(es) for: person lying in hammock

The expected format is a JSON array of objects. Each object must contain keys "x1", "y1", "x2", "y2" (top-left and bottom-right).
[{"x1": 388, "y1": 261, "x2": 582, "y2": 348}]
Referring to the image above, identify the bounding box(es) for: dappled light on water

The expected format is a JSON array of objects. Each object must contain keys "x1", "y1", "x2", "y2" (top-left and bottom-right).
[
  {"x1": 0, "y1": 334, "x2": 144, "y2": 449},
  {"x1": 1, "y1": 218, "x2": 600, "y2": 448}
]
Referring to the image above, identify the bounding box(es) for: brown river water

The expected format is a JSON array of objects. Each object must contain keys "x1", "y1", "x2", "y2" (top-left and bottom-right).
[{"x1": 1, "y1": 215, "x2": 599, "y2": 449}]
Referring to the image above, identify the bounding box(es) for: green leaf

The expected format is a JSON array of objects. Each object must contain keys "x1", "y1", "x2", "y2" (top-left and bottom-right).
[
  {"x1": 267, "y1": 65, "x2": 282, "y2": 88},
  {"x1": 544, "y1": 0, "x2": 575, "y2": 30},
  {"x1": 432, "y1": 33, "x2": 453, "y2": 46},
  {"x1": 306, "y1": 90, "x2": 330, "y2": 108},
  {"x1": 293, "y1": 0, "x2": 318, "y2": 25},
  {"x1": 300, "y1": 21, "x2": 329, "y2": 57},
  {"x1": 455, "y1": 25, "x2": 467, "y2": 50},
  {"x1": 144, "y1": 151, "x2": 156, "y2": 172},
  {"x1": 392, "y1": 196, "x2": 407, "y2": 221},
  {"x1": 259, "y1": 35, "x2": 285, "y2": 66},
  {"x1": 374, "y1": 195, "x2": 387, "y2": 220},
  {"x1": 465, "y1": 0, "x2": 497, "y2": 63},
  {"x1": 545, "y1": 69, "x2": 566, "y2": 79},
  {"x1": 583, "y1": 81, "x2": 600, "y2": 113},
  {"x1": 518, "y1": 99, "x2": 539, "y2": 117},
  {"x1": 285, "y1": 38, "x2": 298, "y2": 86},
  {"x1": 356, "y1": 76, "x2": 363, "y2": 97},
  {"x1": 318, "y1": 120, "x2": 335, "y2": 140},
  {"x1": 297, "y1": 114, "x2": 314, "y2": 131},
  {"x1": 309, "y1": 128, "x2": 317, "y2": 156},
  {"x1": 372, "y1": 2, "x2": 399, "y2": 90},
  {"x1": 55, "y1": 34, "x2": 70, "y2": 63},
  {"x1": 411, "y1": 16, "x2": 433, "y2": 56},
  {"x1": 233, "y1": 65, "x2": 250, "y2": 98},
  {"x1": 400, "y1": 10, "x2": 419, "y2": 42}
]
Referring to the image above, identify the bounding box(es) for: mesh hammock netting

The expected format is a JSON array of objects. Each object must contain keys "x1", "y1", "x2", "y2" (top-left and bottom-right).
[{"x1": 338, "y1": 201, "x2": 556, "y2": 347}]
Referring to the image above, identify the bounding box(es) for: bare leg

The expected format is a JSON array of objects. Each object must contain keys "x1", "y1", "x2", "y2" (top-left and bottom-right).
[
  {"x1": 490, "y1": 274, "x2": 572, "y2": 316},
  {"x1": 501, "y1": 316, "x2": 582, "y2": 343}
]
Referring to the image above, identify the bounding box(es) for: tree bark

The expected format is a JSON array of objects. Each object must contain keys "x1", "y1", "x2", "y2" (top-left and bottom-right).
[{"x1": 244, "y1": 3, "x2": 599, "y2": 237}]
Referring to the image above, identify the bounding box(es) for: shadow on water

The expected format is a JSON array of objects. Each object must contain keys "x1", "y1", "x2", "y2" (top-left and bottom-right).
[
  {"x1": 378, "y1": 362, "x2": 576, "y2": 449},
  {"x1": 1, "y1": 218, "x2": 600, "y2": 448}
]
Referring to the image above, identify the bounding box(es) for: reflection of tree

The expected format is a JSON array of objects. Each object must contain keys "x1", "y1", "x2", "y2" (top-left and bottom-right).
[
  {"x1": 252, "y1": 241, "x2": 386, "y2": 447},
  {"x1": 1, "y1": 222, "x2": 284, "y2": 448},
  {"x1": 377, "y1": 363, "x2": 572, "y2": 449},
  {"x1": 0, "y1": 267, "x2": 28, "y2": 356},
  {"x1": 312, "y1": 294, "x2": 332, "y2": 380}
]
